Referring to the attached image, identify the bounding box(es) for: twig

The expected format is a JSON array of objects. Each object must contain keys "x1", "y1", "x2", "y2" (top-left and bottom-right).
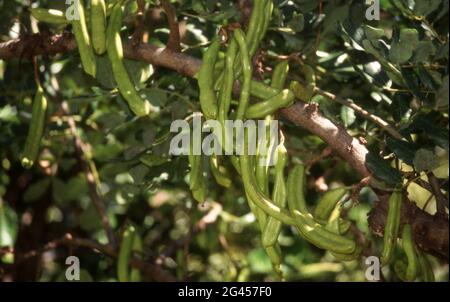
[
  {"x1": 423, "y1": 194, "x2": 435, "y2": 212},
  {"x1": 155, "y1": 202, "x2": 222, "y2": 264},
  {"x1": 314, "y1": 88, "x2": 404, "y2": 141},
  {"x1": 161, "y1": 0, "x2": 181, "y2": 52},
  {"x1": 313, "y1": 0, "x2": 323, "y2": 55},
  {"x1": 417, "y1": 17, "x2": 447, "y2": 44},
  {"x1": 19, "y1": 234, "x2": 115, "y2": 260},
  {"x1": 427, "y1": 172, "x2": 449, "y2": 216},
  {"x1": 349, "y1": 224, "x2": 368, "y2": 255},
  {"x1": 404, "y1": 173, "x2": 447, "y2": 202},
  {"x1": 61, "y1": 101, "x2": 117, "y2": 247},
  {"x1": 345, "y1": 176, "x2": 372, "y2": 205},
  {"x1": 414, "y1": 178, "x2": 434, "y2": 193},
  {"x1": 32, "y1": 56, "x2": 40, "y2": 87},
  {"x1": 15, "y1": 234, "x2": 176, "y2": 282},
  {"x1": 181, "y1": 228, "x2": 191, "y2": 281},
  {"x1": 306, "y1": 146, "x2": 333, "y2": 168},
  {"x1": 131, "y1": 0, "x2": 147, "y2": 46}
]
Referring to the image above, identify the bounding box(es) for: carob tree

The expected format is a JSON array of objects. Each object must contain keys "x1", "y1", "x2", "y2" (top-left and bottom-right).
[{"x1": 0, "y1": 0, "x2": 448, "y2": 282}]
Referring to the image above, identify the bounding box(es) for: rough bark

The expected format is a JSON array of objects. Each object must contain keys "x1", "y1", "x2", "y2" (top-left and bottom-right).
[{"x1": 368, "y1": 193, "x2": 449, "y2": 260}]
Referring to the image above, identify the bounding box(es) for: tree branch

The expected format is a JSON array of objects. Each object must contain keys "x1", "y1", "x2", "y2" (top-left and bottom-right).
[
  {"x1": 427, "y1": 172, "x2": 449, "y2": 216},
  {"x1": 314, "y1": 88, "x2": 404, "y2": 141},
  {"x1": 160, "y1": 0, "x2": 181, "y2": 52},
  {"x1": 156, "y1": 202, "x2": 222, "y2": 265},
  {"x1": 0, "y1": 33, "x2": 371, "y2": 177},
  {"x1": 1, "y1": 32, "x2": 448, "y2": 260},
  {"x1": 280, "y1": 103, "x2": 371, "y2": 177},
  {"x1": 306, "y1": 146, "x2": 334, "y2": 168},
  {"x1": 0, "y1": 32, "x2": 76, "y2": 60},
  {"x1": 368, "y1": 193, "x2": 449, "y2": 261},
  {"x1": 61, "y1": 100, "x2": 117, "y2": 247},
  {"x1": 131, "y1": 0, "x2": 147, "y2": 46},
  {"x1": 14, "y1": 233, "x2": 176, "y2": 282}
]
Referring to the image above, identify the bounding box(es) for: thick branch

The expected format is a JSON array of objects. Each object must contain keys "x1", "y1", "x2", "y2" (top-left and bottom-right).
[
  {"x1": 280, "y1": 103, "x2": 371, "y2": 177},
  {"x1": 2, "y1": 32, "x2": 448, "y2": 260},
  {"x1": 368, "y1": 193, "x2": 449, "y2": 261},
  {"x1": 0, "y1": 33, "x2": 370, "y2": 177},
  {"x1": 0, "y1": 32, "x2": 76, "y2": 60}
]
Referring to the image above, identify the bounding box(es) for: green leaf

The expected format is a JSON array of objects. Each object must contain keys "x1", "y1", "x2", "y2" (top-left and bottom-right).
[
  {"x1": 52, "y1": 175, "x2": 89, "y2": 205},
  {"x1": 413, "y1": 0, "x2": 441, "y2": 16},
  {"x1": 417, "y1": 65, "x2": 439, "y2": 91},
  {"x1": 386, "y1": 138, "x2": 418, "y2": 165},
  {"x1": 340, "y1": 104, "x2": 356, "y2": 127},
  {"x1": 52, "y1": 178, "x2": 66, "y2": 205},
  {"x1": 389, "y1": 28, "x2": 419, "y2": 64},
  {"x1": 413, "y1": 41, "x2": 437, "y2": 63},
  {"x1": 406, "y1": 113, "x2": 449, "y2": 150},
  {"x1": 364, "y1": 25, "x2": 385, "y2": 40},
  {"x1": 294, "y1": 0, "x2": 319, "y2": 13},
  {"x1": 93, "y1": 112, "x2": 127, "y2": 132},
  {"x1": 362, "y1": 39, "x2": 383, "y2": 58},
  {"x1": 433, "y1": 153, "x2": 449, "y2": 179},
  {"x1": 23, "y1": 178, "x2": 51, "y2": 203},
  {"x1": 399, "y1": 29, "x2": 419, "y2": 48},
  {"x1": 366, "y1": 153, "x2": 402, "y2": 185},
  {"x1": 140, "y1": 88, "x2": 168, "y2": 107},
  {"x1": 140, "y1": 153, "x2": 170, "y2": 167},
  {"x1": 210, "y1": 7, "x2": 239, "y2": 23},
  {"x1": 124, "y1": 145, "x2": 146, "y2": 161},
  {"x1": 413, "y1": 149, "x2": 440, "y2": 172},
  {"x1": 99, "y1": 162, "x2": 131, "y2": 180},
  {"x1": 0, "y1": 105, "x2": 19, "y2": 123},
  {"x1": 0, "y1": 200, "x2": 18, "y2": 247},
  {"x1": 93, "y1": 143, "x2": 124, "y2": 162},
  {"x1": 391, "y1": 94, "x2": 412, "y2": 123},
  {"x1": 436, "y1": 75, "x2": 449, "y2": 111},
  {"x1": 247, "y1": 248, "x2": 273, "y2": 274},
  {"x1": 401, "y1": 67, "x2": 426, "y2": 102},
  {"x1": 322, "y1": 5, "x2": 349, "y2": 36},
  {"x1": 58, "y1": 158, "x2": 78, "y2": 172},
  {"x1": 95, "y1": 56, "x2": 153, "y2": 89},
  {"x1": 344, "y1": 49, "x2": 392, "y2": 88},
  {"x1": 288, "y1": 13, "x2": 305, "y2": 33},
  {"x1": 79, "y1": 202, "x2": 103, "y2": 232},
  {"x1": 281, "y1": 32, "x2": 304, "y2": 51},
  {"x1": 129, "y1": 164, "x2": 150, "y2": 184},
  {"x1": 170, "y1": 100, "x2": 190, "y2": 120},
  {"x1": 191, "y1": 0, "x2": 206, "y2": 14}
]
